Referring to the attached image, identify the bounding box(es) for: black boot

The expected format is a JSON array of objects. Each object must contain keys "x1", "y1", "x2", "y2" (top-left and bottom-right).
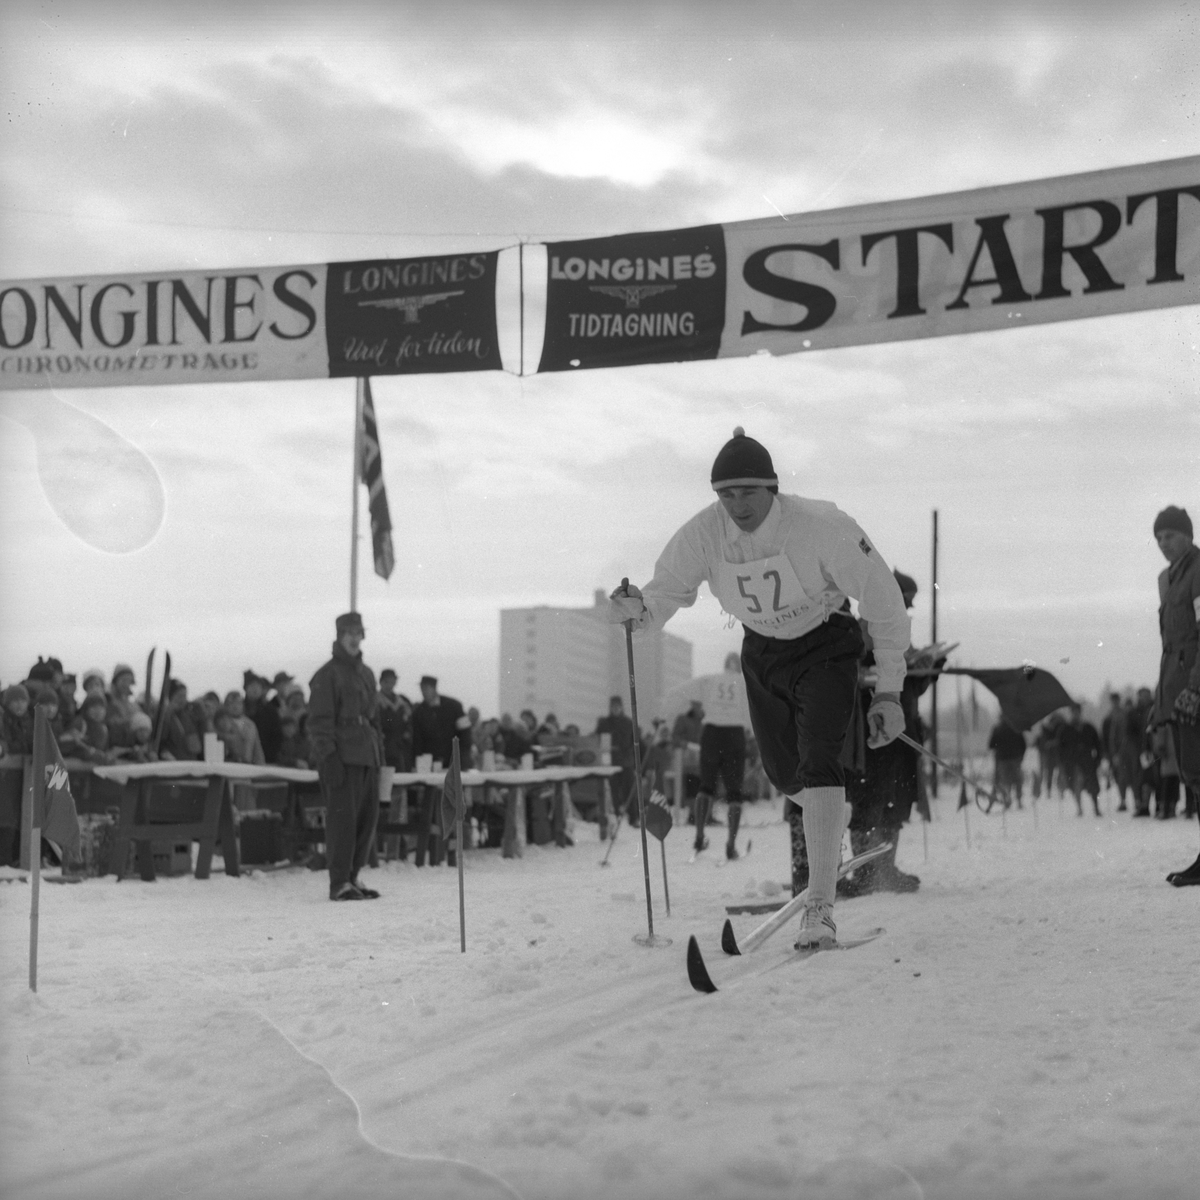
[
  {"x1": 1167, "y1": 851, "x2": 1200, "y2": 886},
  {"x1": 725, "y1": 802, "x2": 742, "y2": 860},
  {"x1": 1156, "y1": 777, "x2": 1179, "y2": 819},
  {"x1": 788, "y1": 801, "x2": 808, "y2": 896},
  {"x1": 874, "y1": 828, "x2": 920, "y2": 892},
  {"x1": 837, "y1": 827, "x2": 880, "y2": 898}
]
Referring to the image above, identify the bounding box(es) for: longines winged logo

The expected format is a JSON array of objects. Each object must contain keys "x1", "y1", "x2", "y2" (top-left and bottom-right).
[
  {"x1": 358, "y1": 290, "x2": 464, "y2": 324},
  {"x1": 588, "y1": 283, "x2": 676, "y2": 310}
]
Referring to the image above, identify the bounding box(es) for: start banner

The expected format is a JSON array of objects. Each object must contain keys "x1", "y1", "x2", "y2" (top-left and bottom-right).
[
  {"x1": 2, "y1": 157, "x2": 1196, "y2": 388},
  {"x1": 0, "y1": 251, "x2": 504, "y2": 390},
  {"x1": 717, "y1": 156, "x2": 1200, "y2": 360}
]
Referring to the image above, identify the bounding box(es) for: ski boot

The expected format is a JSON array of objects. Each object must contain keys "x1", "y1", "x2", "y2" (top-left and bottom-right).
[{"x1": 794, "y1": 900, "x2": 836, "y2": 949}]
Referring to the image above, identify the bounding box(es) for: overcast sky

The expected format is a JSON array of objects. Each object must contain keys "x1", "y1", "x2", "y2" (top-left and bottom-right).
[{"x1": 1, "y1": 1, "x2": 1197, "y2": 718}]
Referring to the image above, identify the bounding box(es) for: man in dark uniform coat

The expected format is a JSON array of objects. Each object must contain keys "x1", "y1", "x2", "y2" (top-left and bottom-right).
[
  {"x1": 1152, "y1": 506, "x2": 1200, "y2": 885},
  {"x1": 595, "y1": 695, "x2": 638, "y2": 819},
  {"x1": 308, "y1": 612, "x2": 383, "y2": 900},
  {"x1": 411, "y1": 676, "x2": 471, "y2": 866},
  {"x1": 411, "y1": 675, "x2": 471, "y2": 768}
]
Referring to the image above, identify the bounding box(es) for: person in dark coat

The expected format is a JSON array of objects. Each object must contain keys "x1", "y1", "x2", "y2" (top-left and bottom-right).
[
  {"x1": 595, "y1": 695, "x2": 638, "y2": 818},
  {"x1": 988, "y1": 718, "x2": 1028, "y2": 810},
  {"x1": 1058, "y1": 704, "x2": 1103, "y2": 817},
  {"x1": 1100, "y1": 692, "x2": 1130, "y2": 812},
  {"x1": 1151, "y1": 506, "x2": 1200, "y2": 885},
  {"x1": 243, "y1": 671, "x2": 283, "y2": 764},
  {"x1": 308, "y1": 612, "x2": 383, "y2": 901},
  {"x1": 411, "y1": 676, "x2": 471, "y2": 769},
  {"x1": 376, "y1": 669, "x2": 414, "y2": 771}
]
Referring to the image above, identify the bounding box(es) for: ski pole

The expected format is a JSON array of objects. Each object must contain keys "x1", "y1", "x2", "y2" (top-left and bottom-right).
[
  {"x1": 599, "y1": 812, "x2": 623, "y2": 867},
  {"x1": 621, "y1": 579, "x2": 666, "y2": 947},
  {"x1": 897, "y1": 732, "x2": 1004, "y2": 811}
]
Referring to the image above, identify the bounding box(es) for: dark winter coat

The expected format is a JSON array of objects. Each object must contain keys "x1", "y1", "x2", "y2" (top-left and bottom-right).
[
  {"x1": 595, "y1": 713, "x2": 636, "y2": 764},
  {"x1": 1155, "y1": 543, "x2": 1200, "y2": 723},
  {"x1": 245, "y1": 696, "x2": 283, "y2": 764},
  {"x1": 988, "y1": 722, "x2": 1027, "y2": 762},
  {"x1": 412, "y1": 695, "x2": 470, "y2": 767},
  {"x1": 377, "y1": 692, "x2": 414, "y2": 770},
  {"x1": 307, "y1": 643, "x2": 381, "y2": 768},
  {"x1": 1057, "y1": 722, "x2": 1102, "y2": 773}
]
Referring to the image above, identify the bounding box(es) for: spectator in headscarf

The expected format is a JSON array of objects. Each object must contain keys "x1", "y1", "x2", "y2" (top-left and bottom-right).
[
  {"x1": 63, "y1": 692, "x2": 112, "y2": 763},
  {"x1": 160, "y1": 681, "x2": 202, "y2": 760},
  {"x1": 222, "y1": 691, "x2": 266, "y2": 765},
  {"x1": 2, "y1": 685, "x2": 34, "y2": 756},
  {"x1": 106, "y1": 663, "x2": 141, "y2": 748}
]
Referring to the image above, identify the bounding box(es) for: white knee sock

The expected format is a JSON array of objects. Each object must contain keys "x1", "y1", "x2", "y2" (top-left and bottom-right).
[{"x1": 795, "y1": 786, "x2": 847, "y2": 905}]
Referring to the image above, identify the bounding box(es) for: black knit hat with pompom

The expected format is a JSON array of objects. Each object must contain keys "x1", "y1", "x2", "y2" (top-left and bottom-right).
[{"x1": 710, "y1": 427, "x2": 777, "y2": 489}]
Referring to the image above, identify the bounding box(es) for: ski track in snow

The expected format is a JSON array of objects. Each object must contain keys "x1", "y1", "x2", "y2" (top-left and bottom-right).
[
  {"x1": 3, "y1": 790, "x2": 1200, "y2": 1200},
  {"x1": 243, "y1": 1000, "x2": 527, "y2": 1200}
]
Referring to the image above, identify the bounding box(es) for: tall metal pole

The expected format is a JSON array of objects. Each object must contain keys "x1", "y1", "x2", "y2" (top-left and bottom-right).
[
  {"x1": 930, "y1": 508, "x2": 939, "y2": 798},
  {"x1": 350, "y1": 378, "x2": 363, "y2": 611}
]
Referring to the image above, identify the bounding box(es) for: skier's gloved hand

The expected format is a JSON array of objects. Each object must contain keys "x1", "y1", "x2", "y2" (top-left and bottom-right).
[
  {"x1": 607, "y1": 581, "x2": 649, "y2": 628},
  {"x1": 1174, "y1": 686, "x2": 1200, "y2": 725},
  {"x1": 867, "y1": 693, "x2": 904, "y2": 748}
]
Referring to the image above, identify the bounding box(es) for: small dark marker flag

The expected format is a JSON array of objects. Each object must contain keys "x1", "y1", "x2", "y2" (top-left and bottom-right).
[
  {"x1": 32, "y1": 707, "x2": 81, "y2": 859},
  {"x1": 440, "y1": 742, "x2": 466, "y2": 837},
  {"x1": 359, "y1": 378, "x2": 395, "y2": 580},
  {"x1": 957, "y1": 779, "x2": 969, "y2": 812}
]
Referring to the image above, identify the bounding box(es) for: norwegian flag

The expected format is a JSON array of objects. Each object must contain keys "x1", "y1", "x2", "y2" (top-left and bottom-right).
[{"x1": 359, "y1": 378, "x2": 395, "y2": 580}]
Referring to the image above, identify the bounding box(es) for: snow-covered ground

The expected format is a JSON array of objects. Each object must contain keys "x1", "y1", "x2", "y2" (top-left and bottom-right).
[{"x1": 3, "y1": 785, "x2": 1198, "y2": 1200}]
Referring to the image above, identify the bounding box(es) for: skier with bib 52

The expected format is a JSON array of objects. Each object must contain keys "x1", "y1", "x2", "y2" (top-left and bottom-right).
[{"x1": 607, "y1": 428, "x2": 910, "y2": 949}]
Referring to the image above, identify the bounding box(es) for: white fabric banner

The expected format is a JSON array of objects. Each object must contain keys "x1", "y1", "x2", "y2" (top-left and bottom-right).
[
  {"x1": 0, "y1": 264, "x2": 330, "y2": 390},
  {"x1": 719, "y1": 157, "x2": 1200, "y2": 358}
]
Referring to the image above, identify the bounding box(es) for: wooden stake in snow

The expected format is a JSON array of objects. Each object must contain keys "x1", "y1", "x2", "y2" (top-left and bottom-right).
[
  {"x1": 29, "y1": 819, "x2": 41, "y2": 992},
  {"x1": 27, "y1": 708, "x2": 82, "y2": 992},
  {"x1": 440, "y1": 740, "x2": 468, "y2": 953}
]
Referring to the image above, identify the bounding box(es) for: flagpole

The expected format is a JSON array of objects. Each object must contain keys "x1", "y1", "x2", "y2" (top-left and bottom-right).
[
  {"x1": 350, "y1": 378, "x2": 364, "y2": 611},
  {"x1": 453, "y1": 740, "x2": 466, "y2": 953},
  {"x1": 29, "y1": 816, "x2": 40, "y2": 992},
  {"x1": 930, "y1": 508, "x2": 939, "y2": 797}
]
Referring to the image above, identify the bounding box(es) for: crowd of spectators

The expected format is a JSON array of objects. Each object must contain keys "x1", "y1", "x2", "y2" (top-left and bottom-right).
[{"x1": 986, "y1": 686, "x2": 1195, "y2": 820}]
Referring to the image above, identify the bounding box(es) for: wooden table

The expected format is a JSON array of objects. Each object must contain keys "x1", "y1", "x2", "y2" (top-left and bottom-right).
[
  {"x1": 381, "y1": 765, "x2": 625, "y2": 862},
  {"x1": 91, "y1": 761, "x2": 317, "y2": 881}
]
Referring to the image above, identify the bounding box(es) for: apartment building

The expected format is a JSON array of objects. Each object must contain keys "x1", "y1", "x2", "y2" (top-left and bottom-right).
[{"x1": 499, "y1": 590, "x2": 692, "y2": 730}]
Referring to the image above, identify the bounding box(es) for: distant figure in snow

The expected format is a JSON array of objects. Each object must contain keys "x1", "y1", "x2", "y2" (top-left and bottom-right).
[
  {"x1": 1057, "y1": 704, "x2": 1103, "y2": 817},
  {"x1": 988, "y1": 718, "x2": 1027, "y2": 811}
]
